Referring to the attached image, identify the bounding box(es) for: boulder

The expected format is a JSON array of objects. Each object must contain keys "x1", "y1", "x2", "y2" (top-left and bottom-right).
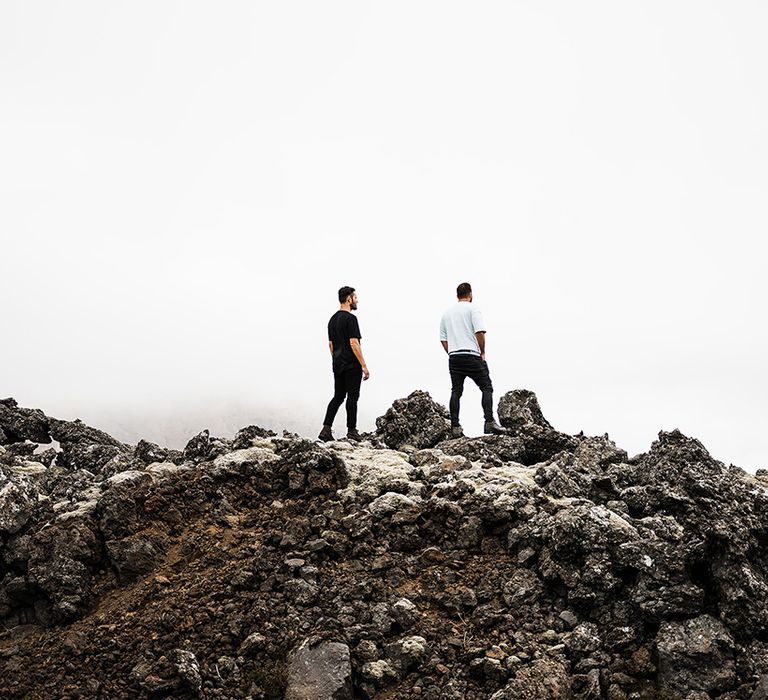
[
  {"x1": 284, "y1": 639, "x2": 352, "y2": 700},
  {"x1": 656, "y1": 614, "x2": 736, "y2": 695},
  {"x1": 232, "y1": 424, "x2": 277, "y2": 450},
  {"x1": 171, "y1": 649, "x2": 202, "y2": 695},
  {"x1": 0, "y1": 398, "x2": 50, "y2": 443},
  {"x1": 496, "y1": 390, "x2": 578, "y2": 464},
  {"x1": 134, "y1": 439, "x2": 183, "y2": 466},
  {"x1": 497, "y1": 389, "x2": 553, "y2": 431},
  {"x1": 105, "y1": 535, "x2": 164, "y2": 581},
  {"x1": 376, "y1": 391, "x2": 451, "y2": 450},
  {"x1": 436, "y1": 434, "x2": 526, "y2": 465},
  {"x1": 0, "y1": 466, "x2": 38, "y2": 534}
]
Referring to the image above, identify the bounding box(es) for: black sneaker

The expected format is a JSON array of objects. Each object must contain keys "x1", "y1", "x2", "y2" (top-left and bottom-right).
[
  {"x1": 346, "y1": 429, "x2": 363, "y2": 442},
  {"x1": 484, "y1": 421, "x2": 507, "y2": 435},
  {"x1": 451, "y1": 425, "x2": 464, "y2": 438},
  {"x1": 318, "y1": 425, "x2": 334, "y2": 442}
]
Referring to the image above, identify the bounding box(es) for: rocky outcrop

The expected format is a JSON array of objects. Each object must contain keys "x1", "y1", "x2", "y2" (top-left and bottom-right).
[
  {"x1": 0, "y1": 392, "x2": 767, "y2": 700},
  {"x1": 496, "y1": 389, "x2": 579, "y2": 464},
  {"x1": 375, "y1": 390, "x2": 451, "y2": 449},
  {"x1": 0, "y1": 398, "x2": 50, "y2": 443}
]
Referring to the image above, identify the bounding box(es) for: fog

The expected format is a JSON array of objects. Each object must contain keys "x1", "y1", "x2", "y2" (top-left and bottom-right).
[{"x1": 1, "y1": 2, "x2": 766, "y2": 470}]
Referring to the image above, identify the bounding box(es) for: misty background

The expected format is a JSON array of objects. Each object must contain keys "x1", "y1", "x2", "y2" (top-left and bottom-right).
[{"x1": 1, "y1": 2, "x2": 766, "y2": 471}]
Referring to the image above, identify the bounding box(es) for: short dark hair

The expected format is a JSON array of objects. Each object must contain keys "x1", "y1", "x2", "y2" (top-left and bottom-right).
[
  {"x1": 338, "y1": 286, "x2": 355, "y2": 304},
  {"x1": 456, "y1": 282, "x2": 472, "y2": 298}
]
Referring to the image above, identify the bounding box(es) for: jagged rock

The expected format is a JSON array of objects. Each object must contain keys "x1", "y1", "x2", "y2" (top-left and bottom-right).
[
  {"x1": 98, "y1": 471, "x2": 154, "y2": 540},
  {"x1": 276, "y1": 439, "x2": 348, "y2": 496},
  {"x1": 0, "y1": 398, "x2": 51, "y2": 443},
  {"x1": 375, "y1": 391, "x2": 451, "y2": 450},
  {"x1": 496, "y1": 390, "x2": 578, "y2": 464},
  {"x1": 105, "y1": 535, "x2": 164, "y2": 581},
  {"x1": 0, "y1": 466, "x2": 38, "y2": 533},
  {"x1": 285, "y1": 639, "x2": 352, "y2": 700},
  {"x1": 437, "y1": 434, "x2": 526, "y2": 465},
  {"x1": 391, "y1": 598, "x2": 420, "y2": 628},
  {"x1": 367, "y1": 492, "x2": 422, "y2": 522},
  {"x1": 238, "y1": 632, "x2": 267, "y2": 654},
  {"x1": 232, "y1": 424, "x2": 277, "y2": 450},
  {"x1": 4, "y1": 442, "x2": 37, "y2": 457},
  {"x1": 25, "y1": 518, "x2": 101, "y2": 623},
  {"x1": 501, "y1": 569, "x2": 542, "y2": 606},
  {"x1": 1, "y1": 393, "x2": 768, "y2": 700},
  {"x1": 497, "y1": 389, "x2": 553, "y2": 431},
  {"x1": 183, "y1": 429, "x2": 212, "y2": 461},
  {"x1": 385, "y1": 635, "x2": 428, "y2": 673},
  {"x1": 171, "y1": 649, "x2": 202, "y2": 694},
  {"x1": 55, "y1": 442, "x2": 126, "y2": 473},
  {"x1": 656, "y1": 614, "x2": 736, "y2": 695},
  {"x1": 361, "y1": 659, "x2": 398, "y2": 684},
  {"x1": 44, "y1": 468, "x2": 96, "y2": 502},
  {"x1": 134, "y1": 439, "x2": 182, "y2": 465},
  {"x1": 49, "y1": 417, "x2": 123, "y2": 449}
]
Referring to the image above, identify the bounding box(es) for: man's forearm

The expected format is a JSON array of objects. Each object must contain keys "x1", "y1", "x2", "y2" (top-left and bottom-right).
[
  {"x1": 476, "y1": 332, "x2": 486, "y2": 356},
  {"x1": 441, "y1": 340, "x2": 449, "y2": 354},
  {"x1": 350, "y1": 341, "x2": 367, "y2": 368}
]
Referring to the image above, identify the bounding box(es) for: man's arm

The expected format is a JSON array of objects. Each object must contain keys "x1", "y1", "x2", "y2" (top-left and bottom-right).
[
  {"x1": 475, "y1": 331, "x2": 486, "y2": 360},
  {"x1": 441, "y1": 340, "x2": 449, "y2": 354},
  {"x1": 329, "y1": 341, "x2": 334, "y2": 355},
  {"x1": 349, "y1": 338, "x2": 370, "y2": 380}
]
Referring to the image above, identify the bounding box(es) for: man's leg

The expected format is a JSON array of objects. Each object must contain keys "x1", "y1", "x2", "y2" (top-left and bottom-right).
[
  {"x1": 322, "y1": 371, "x2": 347, "y2": 427},
  {"x1": 467, "y1": 357, "x2": 494, "y2": 423},
  {"x1": 344, "y1": 367, "x2": 363, "y2": 431},
  {"x1": 449, "y1": 357, "x2": 468, "y2": 427}
]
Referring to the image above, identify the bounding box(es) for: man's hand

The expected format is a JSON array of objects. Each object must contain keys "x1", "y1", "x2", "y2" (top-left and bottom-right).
[
  {"x1": 349, "y1": 338, "x2": 369, "y2": 379},
  {"x1": 481, "y1": 353, "x2": 486, "y2": 362}
]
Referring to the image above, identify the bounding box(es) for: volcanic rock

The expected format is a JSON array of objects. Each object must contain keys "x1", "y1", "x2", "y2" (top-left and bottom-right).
[
  {"x1": 375, "y1": 390, "x2": 451, "y2": 449},
  {"x1": 0, "y1": 392, "x2": 767, "y2": 700},
  {"x1": 0, "y1": 398, "x2": 50, "y2": 443},
  {"x1": 656, "y1": 614, "x2": 736, "y2": 695},
  {"x1": 496, "y1": 389, "x2": 579, "y2": 464},
  {"x1": 285, "y1": 639, "x2": 352, "y2": 700}
]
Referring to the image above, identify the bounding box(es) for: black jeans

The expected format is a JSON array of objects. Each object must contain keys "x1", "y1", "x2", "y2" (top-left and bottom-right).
[
  {"x1": 449, "y1": 353, "x2": 493, "y2": 426},
  {"x1": 323, "y1": 366, "x2": 363, "y2": 430}
]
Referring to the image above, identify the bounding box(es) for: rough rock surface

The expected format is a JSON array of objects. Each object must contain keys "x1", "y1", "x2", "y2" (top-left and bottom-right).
[
  {"x1": 284, "y1": 639, "x2": 352, "y2": 700},
  {"x1": 1, "y1": 392, "x2": 767, "y2": 699},
  {"x1": 375, "y1": 390, "x2": 451, "y2": 450}
]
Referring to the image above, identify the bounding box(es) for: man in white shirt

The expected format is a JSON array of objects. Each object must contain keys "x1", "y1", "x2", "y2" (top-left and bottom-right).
[{"x1": 439, "y1": 282, "x2": 506, "y2": 438}]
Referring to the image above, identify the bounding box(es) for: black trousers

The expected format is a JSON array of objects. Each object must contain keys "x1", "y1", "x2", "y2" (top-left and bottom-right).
[
  {"x1": 449, "y1": 353, "x2": 493, "y2": 426},
  {"x1": 323, "y1": 366, "x2": 363, "y2": 430}
]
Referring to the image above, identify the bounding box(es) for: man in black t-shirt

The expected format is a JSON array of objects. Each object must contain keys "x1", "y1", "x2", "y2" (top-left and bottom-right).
[{"x1": 318, "y1": 286, "x2": 370, "y2": 442}]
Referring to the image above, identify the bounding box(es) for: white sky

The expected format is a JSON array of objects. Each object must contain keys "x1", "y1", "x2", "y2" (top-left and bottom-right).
[{"x1": 1, "y1": 2, "x2": 766, "y2": 470}]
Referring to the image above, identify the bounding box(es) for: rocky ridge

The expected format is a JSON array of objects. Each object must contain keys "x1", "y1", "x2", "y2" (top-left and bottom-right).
[{"x1": 1, "y1": 391, "x2": 768, "y2": 699}]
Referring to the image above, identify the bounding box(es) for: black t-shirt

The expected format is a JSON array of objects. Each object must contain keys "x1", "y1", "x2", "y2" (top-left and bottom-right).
[{"x1": 328, "y1": 310, "x2": 362, "y2": 372}]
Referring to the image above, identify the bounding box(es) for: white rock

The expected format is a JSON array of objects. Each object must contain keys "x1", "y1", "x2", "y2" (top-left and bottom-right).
[
  {"x1": 368, "y1": 492, "x2": 421, "y2": 519},
  {"x1": 361, "y1": 659, "x2": 396, "y2": 682},
  {"x1": 213, "y1": 445, "x2": 279, "y2": 469},
  {"x1": 145, "y1": 462, "x2": 191, "y2": 478},
  {"x1": 333, "y1": 445, "x2": 421, "y2": 503}
]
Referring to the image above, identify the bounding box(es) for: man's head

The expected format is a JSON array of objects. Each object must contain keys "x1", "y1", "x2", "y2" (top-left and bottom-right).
[
  {"x1": 456, "y1": 282, "x2": 472, "y2": 301},
  {"x1": 338, "y1": 286, "x2": 358, "y2": 310}
]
